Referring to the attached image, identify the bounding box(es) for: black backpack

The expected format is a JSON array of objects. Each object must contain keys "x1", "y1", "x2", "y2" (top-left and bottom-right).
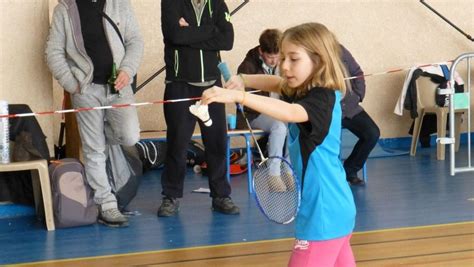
[
  {"x1": 106, "y1": 145, "x2": 143, "y2": 211},
  {"x1": 0, "y1": 104, "x2": 50, "y2": 205},
  {"x1": 186, "y1": 141, "x2": 205, "y2": 167},
  {"x1": 135, "y1": 140, "x2": 167, "y2": 172},
  {"x1": 136, "y1": 140, "x2": 205, "y2": 172}
]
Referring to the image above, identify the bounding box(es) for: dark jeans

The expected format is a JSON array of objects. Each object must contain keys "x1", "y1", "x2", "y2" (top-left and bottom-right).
[
  {"x1": 161, "y1": 81, "x2": 230, "y2": 198},
  {"x1": 342, "y1": 110, "x2": 380, "y2": 179}
]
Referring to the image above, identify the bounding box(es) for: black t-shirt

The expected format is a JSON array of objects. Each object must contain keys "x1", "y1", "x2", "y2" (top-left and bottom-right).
[
  {"x1": 76, "y1": 0, "x2": 113, "y2": 84},
  {"x1": 293, "y1": 87, "x2": 334, "y2": 146},
  {"x1": 283, "y1": 87, "x2": 335, "y2": 173}
]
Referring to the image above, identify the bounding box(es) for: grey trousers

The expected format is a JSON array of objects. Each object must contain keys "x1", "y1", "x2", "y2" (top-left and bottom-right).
[
  {"x1": 250, "y1": 114, "x2": 288, "y2": 176},
  {"x1": 72, "y1": 83, "x2": 140, "y2": 210}
]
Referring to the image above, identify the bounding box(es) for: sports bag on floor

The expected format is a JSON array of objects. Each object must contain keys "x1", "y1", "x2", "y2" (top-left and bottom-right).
[
  {"x1": 135, "y1": 140, "x2": 167, "y2": 172},
  {"x1": 49, "y1": 158, "x2": 98, "y2": 228},
  {"x1": 106, "y1": 144, "x2": 143, "y2": 211},
  {"x1": 186, "y1": 141, "x2": 205, "y2": 167}
]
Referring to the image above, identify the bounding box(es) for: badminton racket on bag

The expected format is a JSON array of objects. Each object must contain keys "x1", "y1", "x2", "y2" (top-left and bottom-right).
[{"x1": 218, "y1": 62, "x2": 301, "y2": 224}]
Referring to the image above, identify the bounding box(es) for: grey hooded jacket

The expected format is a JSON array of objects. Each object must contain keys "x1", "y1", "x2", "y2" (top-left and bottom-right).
[{"x1": 45, "y1": 0, "x2": 144, "y2": 94}]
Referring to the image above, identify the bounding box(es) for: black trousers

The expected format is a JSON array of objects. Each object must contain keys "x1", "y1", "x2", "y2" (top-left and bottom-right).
[
  {"x1": 342, "y1": 110, "x2": 380, "y2": 179},
  {"x1": 161, "y1": 81, "x2": 230, "y2": 198}
]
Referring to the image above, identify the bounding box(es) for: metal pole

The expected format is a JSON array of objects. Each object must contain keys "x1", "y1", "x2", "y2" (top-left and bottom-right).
[
  {"x1": 420, "y1": 0, "x2": 474, "y2": 42},
  {"x1": 449, "y1": 53, "x2": 474, "y2": 175}
]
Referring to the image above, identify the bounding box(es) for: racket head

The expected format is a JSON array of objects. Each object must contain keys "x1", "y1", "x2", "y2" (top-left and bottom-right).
[{"x1": 252, "y1": 156, "x2": 301, "y2": 224}]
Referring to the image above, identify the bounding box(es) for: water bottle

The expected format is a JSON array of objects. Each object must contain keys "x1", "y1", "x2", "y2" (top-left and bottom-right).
[{"x1": 0, "y1": 100, "x2": 9, "y2": 164}]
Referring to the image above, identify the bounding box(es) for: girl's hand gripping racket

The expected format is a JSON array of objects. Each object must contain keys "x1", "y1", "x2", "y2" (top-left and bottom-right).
[{"x1": 218, "y1": 62, "x2": 301, "y2": 224}]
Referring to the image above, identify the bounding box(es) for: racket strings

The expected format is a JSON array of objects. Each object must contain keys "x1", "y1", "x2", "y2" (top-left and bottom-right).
[{"x1": 253, "y1": 158, "x2": 299, "y2": 224}]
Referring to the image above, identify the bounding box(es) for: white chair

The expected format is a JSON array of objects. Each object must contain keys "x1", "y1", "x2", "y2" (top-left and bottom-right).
[
  {"x1": 0, "y1": 160, "x2": 55, "y2": 231},
  {"x1": 409, "y1": 77, "x2": 467, "y2": 160}
]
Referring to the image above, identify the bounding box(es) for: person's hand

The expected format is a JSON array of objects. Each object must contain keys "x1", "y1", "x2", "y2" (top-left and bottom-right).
[
  {"x1": 224, "y1": 74, "x2": 245, "y2": 91},
  {"x1": 201, "y1": 86, "x2": 243, "y2": 105},
  {"x1": 179, "y1": 17, "x2": 189, "y2": 27},
  {"x1": 114, "y1": 70, "x2": 130, "y2": 91}
]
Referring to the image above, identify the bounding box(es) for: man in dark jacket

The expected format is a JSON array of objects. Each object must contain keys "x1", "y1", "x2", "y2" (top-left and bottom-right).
[
  {"x1": 341, "y1": 46, "x2": 380, "y2": 186},
  {"x1": 158, "y1": 0, "x2": 239, "y2": 217},
  {"x1": 237, "y1": 29, "x2": 282, "y2": 123}
]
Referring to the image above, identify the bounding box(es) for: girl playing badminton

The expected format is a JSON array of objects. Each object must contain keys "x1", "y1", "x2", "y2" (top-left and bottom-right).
[{"x1": 202, "y1": 22, "x2": 356, "y2": 267}]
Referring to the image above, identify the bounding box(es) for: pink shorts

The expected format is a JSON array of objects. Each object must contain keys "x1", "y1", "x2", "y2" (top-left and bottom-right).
[{"x1": 288, "y1": 234, "x2": 355, "y2": 267}]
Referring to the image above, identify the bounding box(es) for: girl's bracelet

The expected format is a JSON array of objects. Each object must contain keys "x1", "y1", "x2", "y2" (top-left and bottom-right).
[{"x1": 241, "y1": 91, "x2": 247, "y2": 106}]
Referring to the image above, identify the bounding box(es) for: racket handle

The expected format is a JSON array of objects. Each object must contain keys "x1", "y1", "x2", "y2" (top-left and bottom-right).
[
  {"x1": 218, "y1": 62, "x2": 232, "y2": 82},
  {"x1": 236, "y1": 103, "x2": 243, "y2": 112},
  {"x1": 218, "y1": 62, "x2": 243, "y2": 111}
]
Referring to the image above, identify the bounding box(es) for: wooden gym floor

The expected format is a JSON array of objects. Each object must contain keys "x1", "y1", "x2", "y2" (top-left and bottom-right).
[{"x1": 1, "y1": 144, "x2": 473, "y2": 266}]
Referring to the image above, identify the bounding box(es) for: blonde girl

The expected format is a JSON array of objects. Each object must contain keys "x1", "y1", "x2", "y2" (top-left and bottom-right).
[{"x1": 202, "y1": 22, "x2": 356, "y2": 266}]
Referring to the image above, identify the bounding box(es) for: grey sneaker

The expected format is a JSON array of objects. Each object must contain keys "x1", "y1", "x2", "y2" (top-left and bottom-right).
[
  {"x1": 212, "y1": 197, "x2": 240, "y2": 215},
  {"x1": 98, "y1": 207, "x2": 129, "y2": 227},
  {"x1": 157, "y1": 197, "x2": 180, "y2": 217}
]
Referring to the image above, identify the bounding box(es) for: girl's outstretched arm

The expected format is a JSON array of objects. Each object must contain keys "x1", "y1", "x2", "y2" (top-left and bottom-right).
[
  {"x1": 202, "y1": 86, "x2": 308, "y2": 123},
  {"x1": 225, "y1": 74, "x2": 283, "y2": 94}
]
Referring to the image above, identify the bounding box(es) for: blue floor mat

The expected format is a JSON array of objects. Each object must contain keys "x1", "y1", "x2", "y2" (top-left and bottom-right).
[{"x1": 0, "y1": 203, "x2": 35, "y2": 219}]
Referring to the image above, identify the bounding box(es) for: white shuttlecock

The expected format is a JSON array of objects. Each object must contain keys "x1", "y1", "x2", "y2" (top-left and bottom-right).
[{"x1": 189, "y1": 101, "x2": 212, "y2": 127}]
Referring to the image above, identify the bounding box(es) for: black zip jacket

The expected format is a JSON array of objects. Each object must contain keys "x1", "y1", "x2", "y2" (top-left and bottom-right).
[{"x1": 161, "y1": 0, "x2": 234, "y2": 83}]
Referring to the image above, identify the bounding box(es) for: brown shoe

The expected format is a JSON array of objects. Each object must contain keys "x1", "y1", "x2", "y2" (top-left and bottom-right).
[
  {"x1": 347, "y1": 177, "x2": 365, "y2": 186},
  {"x1": 212, "y1": 197, "x2": 240, "y2": 215},
  {"x1": 157, "y1": 197, "x2": 180, "y2": 217},
  {"x1": 282, "y1": 173, "x2": 296, "y2": 191}
]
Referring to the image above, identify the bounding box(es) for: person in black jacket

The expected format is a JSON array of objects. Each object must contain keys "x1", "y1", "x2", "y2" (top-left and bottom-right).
[
  {"x1": 341, "y1": 46, "x2": 380, "y2": 186},
  {"x1": 158, "y1": 0, "x2": 239, "y2": 217}
]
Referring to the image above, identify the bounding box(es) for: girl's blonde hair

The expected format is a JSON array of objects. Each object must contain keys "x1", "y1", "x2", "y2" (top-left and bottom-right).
[{"x1": 280, "y1": 22, "x2": 348, "y2": 98}]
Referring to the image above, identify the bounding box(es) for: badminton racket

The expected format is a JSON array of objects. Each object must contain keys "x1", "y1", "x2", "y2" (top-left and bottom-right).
[{"x1": 218, "y1": 62, "x2": 300, "y2": 224}]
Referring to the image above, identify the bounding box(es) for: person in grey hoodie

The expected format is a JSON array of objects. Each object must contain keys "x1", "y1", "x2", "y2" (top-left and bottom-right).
[{"x1": 46, "y1": 0, "x2": 143, "y2": 227}]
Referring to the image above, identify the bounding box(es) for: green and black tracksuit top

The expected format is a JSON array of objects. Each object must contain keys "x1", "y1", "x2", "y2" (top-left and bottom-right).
[{"x1": 161, "y1": 0, "x2": 234, "y2": 83}]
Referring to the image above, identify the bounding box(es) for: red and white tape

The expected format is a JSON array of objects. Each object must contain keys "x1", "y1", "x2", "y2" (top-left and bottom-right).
[
  {"x1": 0, "y1": 97, "x2": 202, "y2": 119},
  {"x1": 0, "y1": 60, "x2": 453, "y2": 119},
  {"x1": 344, "y1": 60, "x2": 453, "y2": 80}
]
